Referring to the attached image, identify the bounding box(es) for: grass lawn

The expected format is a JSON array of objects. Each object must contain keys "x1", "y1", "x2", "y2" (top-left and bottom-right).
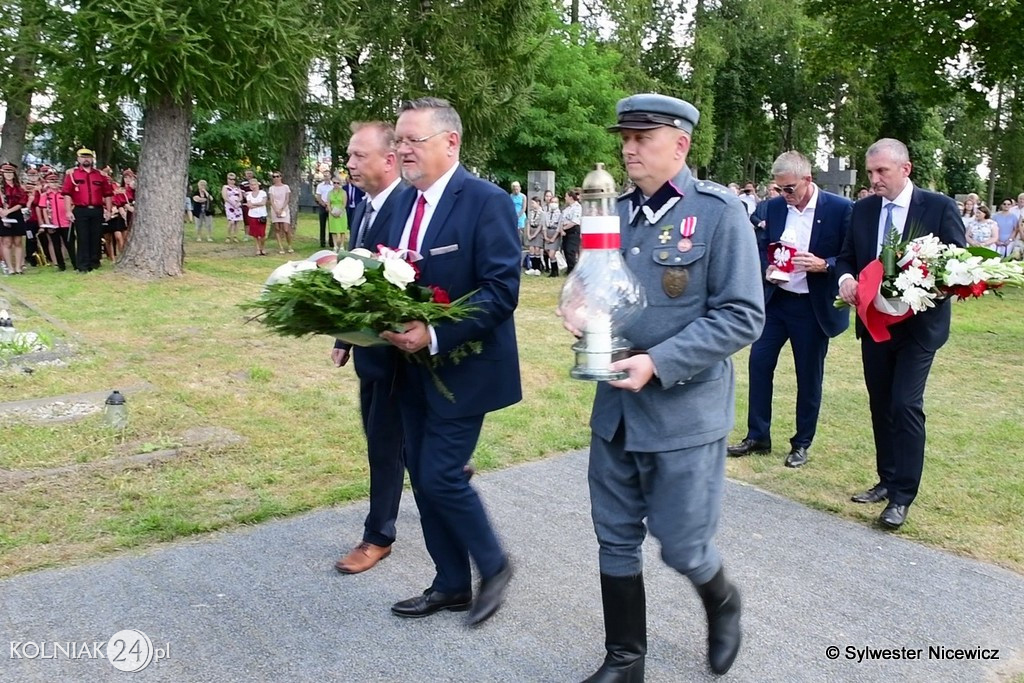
[{"x1": 0, "y1": 213, "x2": 1021, "y2": 579}]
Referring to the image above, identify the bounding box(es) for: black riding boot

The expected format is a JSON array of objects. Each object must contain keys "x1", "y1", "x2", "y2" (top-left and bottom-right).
[
  {"x1": 582, "y1": 573, "x2": 646, "y2": 683},
  {"x1": 695, "y1": 568, "x2": 742, "y2": 675},
  {"x1": 549, "y1": 260, "x2": 559, "y2": 277}
]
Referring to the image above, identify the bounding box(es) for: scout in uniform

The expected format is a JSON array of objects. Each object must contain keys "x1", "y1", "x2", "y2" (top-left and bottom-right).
[
  {"x1": 575, "y1": 94, "x2": 765, "y2": 681},
  {"x1": 61, "y1": 148, "x2": 113, "y2": 272},
  {"x1": 1, "y1": 162, "x2": 29, "y2": 274}
]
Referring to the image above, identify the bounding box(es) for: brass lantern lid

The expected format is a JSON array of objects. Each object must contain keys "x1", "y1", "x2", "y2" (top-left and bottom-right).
[{"x1": 581, "y1": 163, "x2": 617, "y2": 202}]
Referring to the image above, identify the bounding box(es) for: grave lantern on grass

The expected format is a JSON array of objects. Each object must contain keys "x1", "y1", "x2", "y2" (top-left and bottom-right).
[
  {"x1": 558, "y1": 163, "x2": 646, "y2": 380},
  {"x1": 104, "y1": 390, "x2": 127, "y2": 430}
]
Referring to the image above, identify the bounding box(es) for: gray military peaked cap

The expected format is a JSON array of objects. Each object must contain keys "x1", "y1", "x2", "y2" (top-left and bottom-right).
[{"x1": 608, "y1": 93, "x2": 700, "y2": 134}]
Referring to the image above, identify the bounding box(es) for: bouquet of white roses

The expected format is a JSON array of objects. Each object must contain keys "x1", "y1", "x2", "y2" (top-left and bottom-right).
[{"x1": 245, "y1": 247, "x2": 481, "y2": 399}]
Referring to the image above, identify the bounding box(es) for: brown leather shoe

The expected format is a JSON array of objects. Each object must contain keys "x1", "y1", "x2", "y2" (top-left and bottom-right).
[{"x1": 334, "y1": 542, "x2": 392, "y2": 574}]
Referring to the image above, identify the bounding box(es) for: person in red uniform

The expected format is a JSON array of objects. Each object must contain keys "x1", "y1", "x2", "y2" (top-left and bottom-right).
[
  {"x1": 1, "y1": 162, "x2": 29, "y2": 274},
  {"x1": 62, "y1": 148, "x2": 113, "y2": 273},
  {"x1": 121, "y1": 168, "x2": 136, "y2": 232}
]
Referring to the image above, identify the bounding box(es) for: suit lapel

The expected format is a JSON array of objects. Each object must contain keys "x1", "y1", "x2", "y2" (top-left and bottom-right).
[
  {"x1": 768, "y1": 198, "x2": 787, "y2": 242},
  {"x1": 389, "y1": 186, "x2": 419, "y2": 248},
  {"x1": 364, "y1": 181, "x2": 408, "y2": 250},
  {"x1": 347, "y1": 200, "x2": 366, "y2": 250},
  {"x1": 903, "y1": 187, "x2": 926, "y2": 240},
  {"x1": 419, "y1": 166, "x2": 465, "y2": 255}
]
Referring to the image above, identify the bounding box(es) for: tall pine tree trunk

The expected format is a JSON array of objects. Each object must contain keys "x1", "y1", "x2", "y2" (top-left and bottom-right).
[{"x1": 117, "y1": 95, "x2": 191, "y2": 278}]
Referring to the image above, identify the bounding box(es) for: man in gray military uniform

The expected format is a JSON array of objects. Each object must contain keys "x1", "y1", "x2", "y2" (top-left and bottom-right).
[{"x1": 574, "y1": 94, "x2": 765, "y2": 681}]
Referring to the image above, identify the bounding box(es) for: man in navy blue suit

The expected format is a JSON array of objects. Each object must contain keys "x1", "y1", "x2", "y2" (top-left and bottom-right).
[
  {"x1": 836, "y1": 138, "x2": 965, "y2": 529},
  {"x1": 729, "y1": 151, "x2": 852, "y2": 468},
  {"x1": 381, "y1": 97, "x2": 521, "y2": 626},
  {"x1": 331, "y1": 121, "x2": 409, "y2": 575}
]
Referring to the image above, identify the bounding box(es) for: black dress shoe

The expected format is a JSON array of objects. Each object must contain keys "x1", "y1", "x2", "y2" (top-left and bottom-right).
[
  {"x1": 879, "y1": 503, "x2": 909, "y2": 529},
  {"x1": 851, "y1": 485, "x2": 888, "y2": 504},
  {"x1": 727, "y1": 439, "x2": 771, "y2": 457},
  {"x1": 467, "y1": 559, "x2": 513, "y2": 626},
  {"x1": 784, "y1": 446, "x2": 808, "y2": 468},
  {"x1": 391, "y1": 588, "x2": 472, "y2": 618}
]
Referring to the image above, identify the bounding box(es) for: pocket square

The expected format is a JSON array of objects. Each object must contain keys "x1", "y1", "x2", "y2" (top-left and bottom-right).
[{"x1": 429, "y1": 244, "x2": 459, "y2": 256}]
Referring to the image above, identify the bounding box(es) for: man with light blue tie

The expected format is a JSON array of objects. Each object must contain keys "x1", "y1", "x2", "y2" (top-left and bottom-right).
[
  {"x1": 836, "y1": 138, "x2": 966, "y2": 529},
  {"x1": 331, "y1": 121, "x2": 409, "y2": 575},
  {"x1": 380, "y1": 97, "x2": 521, "y2": 626}
]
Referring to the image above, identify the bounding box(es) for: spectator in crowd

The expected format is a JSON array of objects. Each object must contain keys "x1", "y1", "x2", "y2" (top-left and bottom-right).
[
  {"x1": 510, "y1": 181, "x2": 527, "y2": 246},
  {"x1": 544, "y1": 193, "x2": 562, "y2": 277},
  {"x1": 560, "y1": 188, "x2": 582, "y2": 273},
  {"x1": 524, "y1": 195, "x2": 546, "y2": 275},
  {"x1": 327, "y1": 176, "x2": 348, "y2": 248},
  {"x1": 1011, "y1": 192, "x2": 1024, "y2": 220},
  {"x1": 738, "y1": 181, "x2": 758, "y2": 216},
  {"x1": 1, "y1": 162, "x2": 28, "y2": 274},
  {"x1": 727, "y1": 182, "x2": 741, "y2": 196},
  {"x1": 750, "y1": 183, "x2": 781, "y2": 230},
  {"x1": 961, "y1": 193, "x2": 978, "y2": 219},
  {"x1": 857, "y1": 187, "x2": 871, "y2": 199},
  {"x1": 245, "y1": 177, "x2": 268, "y2": 256},
  {"x1": 192, "y1": 179, "x2": 214, "y2": 242},
  {"x1": 315, "y1": 172, "x2": 333, "y2": 248},
  {"x1": 40, "y1": 172, "x2": 72, "y2": 270},
  {"x1": 966, "y1": 205, "x2": 999, "y2": 248},
  {"x1": 105, "y1": 180, "x2": 130, "y2": 260},
  {"x1": 993, "y1": 199, "x2": 1019, "y2": 257},
  {"x1": 343, "y1": 171, "x2": 364, "y2": 226},
  {"x1": 268, "y1": 171, "x2": 293, "y2": 254},
  {"x1": 222, "y1": 173, "x2": 244, "y2": 243}
]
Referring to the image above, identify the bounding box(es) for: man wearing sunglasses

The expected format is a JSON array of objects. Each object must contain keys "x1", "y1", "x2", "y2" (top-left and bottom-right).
[{"x1": 729, "y1": 151, "x2": 852, "y2": 469}]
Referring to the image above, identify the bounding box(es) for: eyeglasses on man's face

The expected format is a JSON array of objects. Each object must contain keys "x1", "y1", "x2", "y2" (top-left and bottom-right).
[
  {"x1": 780, "y1": 185, "x2": 798, "y2": 195},
  {"x1": 395, "y1": 130, "x2": 450, "y2": 148}
]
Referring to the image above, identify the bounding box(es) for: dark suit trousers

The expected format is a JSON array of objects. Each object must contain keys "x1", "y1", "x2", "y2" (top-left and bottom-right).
[
  {"x1": 73, "y1": 207, "x2": 104, "y2": 271},
  {"x1": 358, "y1": 376, "x2": 405, "y2": 547},
  {"x1": 860, "y1": 327, "x2": 935, "y2": 506},
  {"x1": 746, "y1": 291, "x2": 830, "y2": 448},
  {"x1": 318, "y1": 206, "x2": 330, "y2": 248},
  {"x1": 398, "y1": 380, "x2": 505, "y2": 594}
]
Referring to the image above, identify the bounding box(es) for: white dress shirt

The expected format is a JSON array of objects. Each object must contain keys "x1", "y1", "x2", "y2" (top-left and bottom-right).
[
  {"x1": 397, "y1": 162, "x2": 461, "y2": 355},
  {"x1": 779, "y1": 183, "x2": 818, "y2": 294},
  {"x1": 366, "y1": 176, "x2": 402, "y2": 229},
  {"x1": 315, "y1": 181, "x2": 332, "y2": 205},
  {"x1": 398, "y1": 162, "x2": 460, "y2": 252},
  {"x1": 838, "y1": 180, "x2": 916, "y2": 288},
  {"x1": 876, "y1": 180, "x2": 914, "y2": 255}
]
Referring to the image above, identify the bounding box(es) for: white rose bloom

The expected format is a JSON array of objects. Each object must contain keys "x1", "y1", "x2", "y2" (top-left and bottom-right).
[
  {"x1": 332, "y1": 257, "x2": 367, "y2": 289},
  {"x1": 382, "y1": 258, "x2": 417, "y2": 288},
  {"x1": 264, "y1": 260, "x2": 317, "y2": 287},
  {"x1": 350, "y1": 248, "x2": 374, "y2": 258}
]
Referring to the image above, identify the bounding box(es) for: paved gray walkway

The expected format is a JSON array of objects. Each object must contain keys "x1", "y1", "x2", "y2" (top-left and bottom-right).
[{"x1": 2, "y1": 450, "x2": 1022, "y2": 682}]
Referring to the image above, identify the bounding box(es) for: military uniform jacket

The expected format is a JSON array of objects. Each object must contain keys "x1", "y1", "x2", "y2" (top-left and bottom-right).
[{"x1": 590, "y1": 167, "x2": 765, "y2": 452}]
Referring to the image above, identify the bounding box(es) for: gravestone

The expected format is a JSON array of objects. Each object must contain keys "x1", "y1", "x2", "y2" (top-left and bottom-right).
[
  {"x1": 817, "y1": 157, "x2": 858, "y2": 198},
  {"x1": 527, "y1": 171, "x2": 555, "y2": 202}
]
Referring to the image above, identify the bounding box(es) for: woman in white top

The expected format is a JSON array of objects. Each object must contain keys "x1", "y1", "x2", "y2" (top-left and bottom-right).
[
  {"x1": 245, "y1": 178, "x2": 269, "y2": 256},
  {"x1": 267, "y1": 171, "x2": 292, "y2": 254}
]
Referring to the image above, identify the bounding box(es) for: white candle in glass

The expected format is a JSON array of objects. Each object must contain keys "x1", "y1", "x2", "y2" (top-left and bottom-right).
[{"x1": 584, "y1": 313, "x2": 613, "y2": 370}]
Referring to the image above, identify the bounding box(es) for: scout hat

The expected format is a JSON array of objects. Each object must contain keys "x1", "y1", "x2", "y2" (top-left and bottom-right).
[
  {"x1": 608, "y1": 93, "x2": 700, "y2": 134},
  {"x1": 0, "y1": 162, "x2": 17, "y2": 172}
]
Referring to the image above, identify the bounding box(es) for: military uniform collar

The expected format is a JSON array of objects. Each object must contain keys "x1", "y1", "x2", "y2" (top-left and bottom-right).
[{"x1": 626, "y1": 167, "x2": 690, "y2": 225}]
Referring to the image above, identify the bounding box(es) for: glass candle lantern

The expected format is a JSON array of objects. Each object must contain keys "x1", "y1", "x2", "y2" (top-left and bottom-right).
[{"x1": 558, "y1": 163, "x2": 646, "y2": 381}]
